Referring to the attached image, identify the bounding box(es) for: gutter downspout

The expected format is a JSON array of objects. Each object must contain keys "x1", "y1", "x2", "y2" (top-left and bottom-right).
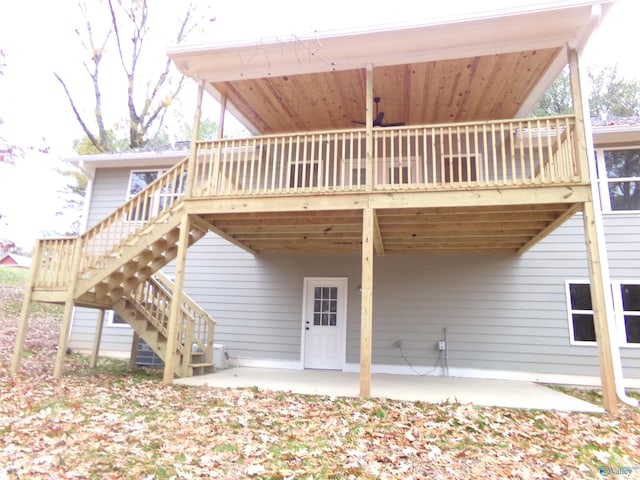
[{"x1": 576, "y1": 10, "x2": 638, "y2": 406}]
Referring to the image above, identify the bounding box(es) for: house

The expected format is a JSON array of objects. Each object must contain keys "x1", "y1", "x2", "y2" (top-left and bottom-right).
[
  {"x1": 11, "y1": 1, "x2": 637, "y2": 414},
  {"x1": 0, "y1": 253, "x2": 31, "y2": 268}
]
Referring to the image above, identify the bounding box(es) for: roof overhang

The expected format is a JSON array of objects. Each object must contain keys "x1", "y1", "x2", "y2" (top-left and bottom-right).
[
  {"x1": 65, "y1": 149, "x2": 189, "y2": 173},
  {"x1": 592, "y1": 123, "x2": 640, "y2": 147},
  {"x1": 168, "y1": 1, "x2": 613, "y2": 134}
]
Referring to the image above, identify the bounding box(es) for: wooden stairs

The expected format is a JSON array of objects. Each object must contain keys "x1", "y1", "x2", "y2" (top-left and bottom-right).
[{"x1": 21, "y1": 157, "x2": 217, "y2": 378}]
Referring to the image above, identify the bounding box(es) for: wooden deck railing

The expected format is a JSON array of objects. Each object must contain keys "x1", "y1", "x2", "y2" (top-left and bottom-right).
[
  {"x1": 191, "y1": 115, "x2": 581, "y2": 197},
  {"x1": 33, "y1": 237, "x2": 79, "y2": 290},
  {"x1": 30, "y1": 116, "x2": 582, "y2": 291},
  {"x1": 79, "y1": 157, "x2": 189, "y2": 274},
  {"x1": 152, "y1": 272, "x2": 215, "y2": 364}
]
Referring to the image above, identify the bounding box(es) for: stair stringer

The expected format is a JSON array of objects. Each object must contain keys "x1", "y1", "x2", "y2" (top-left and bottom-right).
[{"x1": 75, "y1": 207, "x2": 186, "y2": 298}]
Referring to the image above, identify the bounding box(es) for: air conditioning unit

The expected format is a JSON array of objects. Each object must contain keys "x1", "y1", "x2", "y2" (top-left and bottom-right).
[{"x1": 213, "y1": 344, "x2": 229, "y2": 370}]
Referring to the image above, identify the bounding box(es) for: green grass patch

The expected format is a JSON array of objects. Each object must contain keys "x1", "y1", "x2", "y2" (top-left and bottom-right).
[
  {"x1": 30, "y1": 302, "x2": 64, "y2": 316},
  {"x1": 0, "y1": 266, "x2": 29, "y2": 286},
  {"x1": 214, "y1": 443, "x2": 238, "y2": 453}
]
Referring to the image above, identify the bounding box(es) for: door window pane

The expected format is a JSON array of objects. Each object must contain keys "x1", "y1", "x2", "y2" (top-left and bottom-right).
[{"x1": 313, "y1": 285, "x2": 338, "y2": 327}]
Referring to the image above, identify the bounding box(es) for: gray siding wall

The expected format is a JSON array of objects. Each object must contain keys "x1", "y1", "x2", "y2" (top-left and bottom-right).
[{"x1": 68, "y1": 166, "x2": 640, "y2": 381}]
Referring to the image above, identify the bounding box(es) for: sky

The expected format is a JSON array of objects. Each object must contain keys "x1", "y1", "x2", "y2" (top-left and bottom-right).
[{"x1": 0, "y1": 0, "x2": 638, "y2": 249}]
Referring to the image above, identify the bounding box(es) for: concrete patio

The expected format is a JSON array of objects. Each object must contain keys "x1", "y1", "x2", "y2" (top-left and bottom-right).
[{"x1": 175, "y1": 367, "x2": 604, "y2": 413}]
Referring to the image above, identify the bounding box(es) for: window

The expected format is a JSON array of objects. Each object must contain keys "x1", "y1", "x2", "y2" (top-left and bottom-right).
[
  {"x1": 566, "y1": 282, "x2": 596, "y2": 343},
  {"x1": 313, "y1": 286, "x2": 338, "y2": 326},
  {"x1": 289, "y1": 162, "x2": 320, "y2": 189},
  {"x1": 620, "y1": 284, "x2": 640, "y2": 344},
  {"x1": 597, "y1": 148, "x2": 640, "y2": 211},
  {"x1": 127, "y1": 170, "x2": 159, "y2": 222},
  {"x1": 126, "y1": 169, "x2": 185, "y2": 221},
  {"x1": 566, "y1": 281, "x2": 640, "y2": 346},
  {"x1": 383, "y1": 157, "x2": 422, "y2": 186},
  {"x1": 443, "y1": 154, "x2": 479, "y2": 183},
  {"x1": 107, "y1": 310, "x2": 130, "y2": 328}
]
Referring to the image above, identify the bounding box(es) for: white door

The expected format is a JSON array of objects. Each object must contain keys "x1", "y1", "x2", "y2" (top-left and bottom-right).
[{"x1": 302, "y1": 278, "x2": 347, "y2": 370}]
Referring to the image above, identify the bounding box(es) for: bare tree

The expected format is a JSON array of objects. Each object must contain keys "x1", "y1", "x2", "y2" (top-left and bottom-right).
[{"x1": 55, "y1": 0, "x2": 203, "y2": 153}]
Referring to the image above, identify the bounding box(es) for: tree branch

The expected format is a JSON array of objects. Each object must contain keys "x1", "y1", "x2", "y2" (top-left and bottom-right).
[{"x1": 54, "y1": 72, "x2": 103, "y2": 152}]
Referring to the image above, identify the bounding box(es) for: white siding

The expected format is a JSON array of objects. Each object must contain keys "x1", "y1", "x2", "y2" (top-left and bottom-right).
[{"x1": 68, "y1": 166, "x2": 640, "y2": 382}]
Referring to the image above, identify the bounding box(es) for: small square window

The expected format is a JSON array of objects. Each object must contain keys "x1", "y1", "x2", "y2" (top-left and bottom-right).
[
  {"x1": 569, "y1": 284, "x2": 592, "y2": 310},
  {"x1": 572, "y1": 313, "x2": 596, "y2": 342},
  {"x1": 624, "y1": 316, "x2": 640, "y2": 344}
]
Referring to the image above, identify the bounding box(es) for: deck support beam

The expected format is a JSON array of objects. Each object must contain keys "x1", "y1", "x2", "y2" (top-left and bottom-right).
[
  {"x1": 360, "y1": 208, "x2": 375, "y2": 397},
  {"x1": 582, "y1": 200, "x2": 617, "y2": 414},
  {"x1": 186, "y1": 81, "x2": 205, "y2": 198},
  {"x1": 365, "y1": 63, "x2": 373, "y2": 192},
  {"x1": 90, "y1": 309, "x2": 106, "y2": 368},
  {"x1": 11, "y1": 241, "x2": 43, "y2": 375},
  {"x1": 163, "y1": 214, "x2": 191, "y2": 384},
  {"x1": 54, "y1": 239, "x2": 83, "y2": 378},
  {"x1": 218, "y1": 93, "x2": 227, "y2": 139},
  {"x1": 569, "y1": 47, "x2": 618, "y2": 414},
  {"x1": 129, "y1": 332, "x2": 140, "y2": 370}
]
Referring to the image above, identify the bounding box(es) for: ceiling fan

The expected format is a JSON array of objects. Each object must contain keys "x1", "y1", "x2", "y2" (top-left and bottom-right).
[{"x1": 353, "y1": 97, "x2": 405, "y2": 128}]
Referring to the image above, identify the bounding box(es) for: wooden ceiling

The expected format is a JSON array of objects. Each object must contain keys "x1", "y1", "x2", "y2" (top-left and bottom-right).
[
  {"x1": 212, "y1": 48, "x2": 561, "y2": 134},
  {"x1": 199, "y1": 202, "x2": 579, "y2": 255}
]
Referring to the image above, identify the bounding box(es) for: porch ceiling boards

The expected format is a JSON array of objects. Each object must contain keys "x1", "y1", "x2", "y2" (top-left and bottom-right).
[
  {"x1": 197, "y1": 203, "x2": 581, "y2": 255},
  {"x1": 211, "y1": 49, "x2": 561, "y2": 134}
]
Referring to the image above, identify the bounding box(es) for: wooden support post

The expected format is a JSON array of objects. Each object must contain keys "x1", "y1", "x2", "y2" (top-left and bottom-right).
[
  {"x1": 163, "y1": 214, "x2": 191, "y2": 384},
  {"x1": 53, "y1": 238, "x2": 83, "y2": 378},
  {"x1": 360, "y1": 208, "x2": 374, "y2": 397},
  {"x1": 90, "y1": 309, "x2": 106, "y2": 368},
  {"x1": 129, "y1": 332, "x2": 140, "y2": 370},
  {"x1": 569, "y1": 47, "x2": 618, "y2": 414},
  {"x1": 185, "y1": 80, "x2": 205, "y2": 199},
  {"x1": 582, "y1": 201, "x2": 618, "y2": 414},
  {"x1": 567, "y1": 48, "x2": 590, "y2": 183},
  {"x1": 365, "y1": 63, "x2": 374, "y2": 192},
  {"x1": 217, "y1": 93, "x2": 227, "y2": 140},
  {"x1": 11, "y1": 241, "x2": 43, "y2": 375}
]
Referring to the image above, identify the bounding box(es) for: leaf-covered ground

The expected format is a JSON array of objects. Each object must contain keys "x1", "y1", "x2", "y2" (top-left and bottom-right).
[{"x1": 1, "y1": 268, "x2": 639, "y2": 479}]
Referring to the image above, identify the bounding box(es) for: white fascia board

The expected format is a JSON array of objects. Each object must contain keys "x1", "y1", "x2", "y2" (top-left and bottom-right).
[
  {"x1": 592, "y1": 124, "x2": 640, "y2": 146},
  {"x1": 65, "y1": 150, "x2": 189, "y2": 169}
]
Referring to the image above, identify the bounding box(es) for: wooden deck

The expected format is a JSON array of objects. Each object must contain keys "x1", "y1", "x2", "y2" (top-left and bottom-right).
[
  {"x1": 187, "y1": 114, "x2": 587, "y2": 255},
  {"x1": 14, "y1": 114, "x2": 591, "y2": 383},
  {"x1": 30, "y1": 114, "x2": 588, "y2": 295}
]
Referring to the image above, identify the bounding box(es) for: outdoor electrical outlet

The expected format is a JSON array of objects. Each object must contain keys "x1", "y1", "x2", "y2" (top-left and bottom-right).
[
  {"x1": 394, "y1": 340, "x2": 402, "y2": 348},
  {"x1": 438, "y1": 340, "x2": 446, "y2": 351}
]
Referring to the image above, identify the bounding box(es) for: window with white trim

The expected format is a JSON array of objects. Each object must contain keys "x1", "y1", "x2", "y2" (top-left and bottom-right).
[
  {"x1": 566, "y1": 281, "x2": 640, "y2": 346},
  {"x1": 566, "y1": 282, "x2": 596, "y2": 343},
  {"x1": 619, "y1": 284, "x2": 640, "y2": 344},
  {"x1": 596, "y1": 147, "x2": 640, "y2": 211},
  {"x1": 125, "y1": 169, "x2": 185, "y2": 221},
  {"x1": 107, "y1": 310, "x2": 130, "y2": 328}
]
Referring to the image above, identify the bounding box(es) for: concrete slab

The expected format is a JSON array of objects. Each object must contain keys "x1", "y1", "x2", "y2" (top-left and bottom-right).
[{"x1": 176, "y1": 367, "x2": 603, "y2": 413}]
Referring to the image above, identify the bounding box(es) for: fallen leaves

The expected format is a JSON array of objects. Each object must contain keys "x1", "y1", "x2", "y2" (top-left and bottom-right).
[{"x1": 1, "y1": 290, "x2": 640, "y2": 479}]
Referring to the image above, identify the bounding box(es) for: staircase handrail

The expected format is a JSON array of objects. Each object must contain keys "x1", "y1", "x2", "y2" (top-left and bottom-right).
[
  {"x1": 151, "y1": 271, "x2": 215, "y2": 355},
  {"x1": 79, "y1": 156, "x2": 190, "y2": 274},
  {"x1": 153, "y1": 271, "x2": 214, "y2": 327}
]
